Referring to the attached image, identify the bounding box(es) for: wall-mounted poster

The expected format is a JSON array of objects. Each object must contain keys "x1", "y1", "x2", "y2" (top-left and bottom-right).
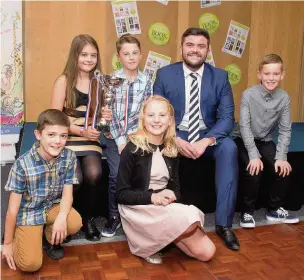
[
  {"x1": 1, "y1": 0, "x2": 23, "y2": 129},
  {"x1": 143, "y1": 51, "x2": 171, "y2": 82},
  {"x1": 201, "y1": 0, "x2": 221, "y2": 8},
  {"x1": 222, "y1": 20, "x2": 250, "y2": 58},
  {"x1": 112, "y1": 0, "x2": 141, "y2": 37},
  {"x1": 198, "y1": 13, "x2": 220, "y2": 35},
  {"x1": 156, "y1": 0, "x2": 169, "y2": 5},
  {"x1": 1, "y1": 0, "x2": 23, "y2": 163},
  {"x1": 225, "y1": 63, "x2": 242, "y2": 86},
  {"x1": 206, "y1": 45, "x2": 215, "y2": 67},
  {"x1": 148, "y1": 23, "x2": 170, "y2": 46},
  {"x1": 112, "y1": 53, "x2": 123, "y2": 71}
]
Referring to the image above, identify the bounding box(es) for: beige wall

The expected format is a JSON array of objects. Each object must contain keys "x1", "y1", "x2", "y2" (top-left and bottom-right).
[
  {"x1": 24, "y1": 1, "x2": 107, "y2": 121},
  {"x1": 24, "y1": 1, "x2": 304, "y2": 122},
  {"x1": 248, "y1": 1, "x2": 304, "y2": 122},
  {"x1": 188, "y1": 1, "x2": 252, "y2": 121},
  {"x1": 101, "y1": 1, "x2": 179, "y2": 74}
]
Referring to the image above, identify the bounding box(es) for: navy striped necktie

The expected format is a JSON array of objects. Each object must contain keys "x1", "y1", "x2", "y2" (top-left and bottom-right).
[{"x1": 188, "y1": 73, "x2": 200, "y2": 143}]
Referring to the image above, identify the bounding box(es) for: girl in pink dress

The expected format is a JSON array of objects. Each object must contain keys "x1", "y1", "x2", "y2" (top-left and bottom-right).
[{"x1": 117, "y1": 95, "x2": 216, "y2": 264}]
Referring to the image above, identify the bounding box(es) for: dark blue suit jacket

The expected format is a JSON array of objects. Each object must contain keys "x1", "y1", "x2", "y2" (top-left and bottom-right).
[{"x1": 153, "y1": 62, "x2": 235, "y2": 141}]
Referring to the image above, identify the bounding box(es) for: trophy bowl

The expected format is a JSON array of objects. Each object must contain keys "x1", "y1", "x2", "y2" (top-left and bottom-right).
[{"x1": 91, "y1": 70, "x2": 125, "y2": 132}]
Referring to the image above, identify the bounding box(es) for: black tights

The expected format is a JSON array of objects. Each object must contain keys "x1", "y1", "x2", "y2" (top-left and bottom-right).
[{"x1": 74, "y1": 155, "x2": 102, "y2": 222}]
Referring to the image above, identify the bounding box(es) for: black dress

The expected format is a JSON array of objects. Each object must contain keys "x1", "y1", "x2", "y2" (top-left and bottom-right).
[{"x1": 64, "y1": 88, "x2": 102, "y2": 156}]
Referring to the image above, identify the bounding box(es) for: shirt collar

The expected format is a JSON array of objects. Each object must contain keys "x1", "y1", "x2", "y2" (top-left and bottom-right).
[
  {"x1": 183, "y1": 63, "x2": 204, "y2": 79},
  {"x1": 31, "y1": 141, "x2": 65, "y2": 162},
  {"x1": 113, "y1": 68, "x2": 145, "y2": 83},
  {"x1": 149, "y1": 142, "x2": 165, "y2": 152},
  {"x1": 31, "y1": 142, "x2": 41, "y2": 161},
  {"x1": 258, "y1": 83, "x2": 278, "y2": 99}
]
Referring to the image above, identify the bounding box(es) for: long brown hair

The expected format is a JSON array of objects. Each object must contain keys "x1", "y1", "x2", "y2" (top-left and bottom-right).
[
  {"x1": 63, "y1": 34, "x2": 102, "y2": 109},
  {"x1": 129, "y1": 96, "x2": 178, "y2": 158}
]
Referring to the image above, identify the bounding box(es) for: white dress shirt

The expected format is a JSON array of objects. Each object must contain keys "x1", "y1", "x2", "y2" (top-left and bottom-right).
[{"x1": 178, "y1": 63, "x2": 207, "y2": 130}]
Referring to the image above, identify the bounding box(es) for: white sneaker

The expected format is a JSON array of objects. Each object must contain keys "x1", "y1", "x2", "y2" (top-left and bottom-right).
[{"x1": 144, "y1": 253, "x2": 163, "y2": 264}]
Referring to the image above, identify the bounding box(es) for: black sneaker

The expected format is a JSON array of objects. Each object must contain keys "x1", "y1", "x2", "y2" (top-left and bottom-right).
[
  {"x1": 240, "y1": 213, "x2": 255, "y2": 228},
  {"x1": 266, "y1": 207, "x2": 299, "y2": 224},
  {"x1": 101, "y1": 217, "x2": 121, "y2": 237},
  {"x1": 82, "y1": 217, "x2": 101, "y2": 242},
  {"x1": 63, "y1": 235, "x2": 72, "y2": 244},
  {"x1": 42, "y1": 234, "x2": 64, "y2": 260}
]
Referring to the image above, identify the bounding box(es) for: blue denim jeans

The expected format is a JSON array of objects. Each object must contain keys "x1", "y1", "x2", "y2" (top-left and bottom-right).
[{"x1": 104, "y1": 138, "x2": 120, "y2": 218}]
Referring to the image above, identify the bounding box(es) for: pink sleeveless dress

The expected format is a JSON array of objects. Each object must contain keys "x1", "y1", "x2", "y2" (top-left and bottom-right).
[{"x1": 118, "y1": 147, "x2": 205, "y2": 258}]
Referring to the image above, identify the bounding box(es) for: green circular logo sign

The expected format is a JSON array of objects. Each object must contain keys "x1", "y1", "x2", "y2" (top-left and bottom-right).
[
  {"x1": 225, "y1": 64, "x2": 242, "y2": 86},
  {"x1": 148, "y1": 23, "x2": 170, "y2": 46},
  {"x1": 112, "y1": 54, "x2": 122, "y2": 71},
  {"x1": 199, "y1": 13, "x2": 220, "y2": 35}
]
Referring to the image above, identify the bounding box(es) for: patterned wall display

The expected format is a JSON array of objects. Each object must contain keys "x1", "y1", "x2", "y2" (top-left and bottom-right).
[
  {"x1": 24, "y1": 1, "x2": 304, "y2": 122},
  {"x1": 1, "y1": 0, "x2": 23, "y2": 162},
  {"x1": 1, "y1": 0, "x2": 23, "y2": 131}
]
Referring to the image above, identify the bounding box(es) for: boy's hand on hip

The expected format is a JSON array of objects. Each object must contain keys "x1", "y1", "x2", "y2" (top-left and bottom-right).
[
  {"x1": 2, "y1": 242, "x2": 16, "y2": 270},
  {"x1": 247, "y1": 158, "x2": 264, "y2": 176},
  {"x1": 52, "y1": 213, "x2": 67, "y2": 245},
  {"x1": 275, "y1": 160, "x2": 292, "y2": 177}
]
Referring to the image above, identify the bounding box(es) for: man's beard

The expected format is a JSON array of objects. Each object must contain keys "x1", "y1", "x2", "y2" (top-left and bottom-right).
[{"x1": 182, "y1": 51, "x2": 206, "y2": 70}]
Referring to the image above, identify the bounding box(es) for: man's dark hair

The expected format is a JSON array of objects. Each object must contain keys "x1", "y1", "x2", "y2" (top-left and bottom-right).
[{"x1": 181, "y1": 28, "x2": 210, "y2": 46}]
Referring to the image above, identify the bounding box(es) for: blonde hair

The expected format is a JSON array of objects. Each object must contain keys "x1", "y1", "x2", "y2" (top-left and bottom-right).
[
  {"x1": 62, "y1": 34, "x2": 102, "y2": 109},
  {"x1": 258, "y1": 54, "x2": 284, "y2": 71},
  {"x1": 128, "y1": 96, "x2": 178, "y2": 158}
]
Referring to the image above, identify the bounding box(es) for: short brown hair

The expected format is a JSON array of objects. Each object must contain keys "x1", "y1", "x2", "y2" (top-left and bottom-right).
[
  {"x1": 181, "y1": 27, "x2": 210, "y2": 47},
  {"x1": 258, "y1": 54, "x2": 284, "y2": 71},
  {"x1": 37, "y1": 109, "x2": 70, "y2": 132},
  {"x1": 116, "y1": 34, "x2": 141, "y2": 53}
]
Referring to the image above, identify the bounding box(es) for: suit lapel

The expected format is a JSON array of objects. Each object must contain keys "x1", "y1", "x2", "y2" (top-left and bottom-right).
[
  {"x1": 201, "y1": 63, "x2": 211, "y2": 118},
  {"x1": 176, "y1": 63, "x2": 185, "y2": 119}
]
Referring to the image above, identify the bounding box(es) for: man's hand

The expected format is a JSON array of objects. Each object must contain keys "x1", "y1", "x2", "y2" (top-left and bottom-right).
[
  {"x1": 2, "y1": 243, "x2": 16, "y2": 270},
  {"x1": 118, "y1": 144, "x2": 126, "y2": 154},
  {"x1": 275, "y1": 160, "x2": 292, "y2": 177},
  {"x1": 84, "y1": 126, "x2": 101, "y2": 141},
  {"x1": 176, "y1": 138, "x2": 197, "y2": 159},
  {"x1": 101, "y1": 107, "x2": 112, "y2": 121},
  {"x1": 247, "y1": 158, "x2": 264, "y2": 176},
  {"x1": 192, "y1": 138, "x2": 214, "y2": 158},
  {"x1": 51, "y1": 213, "x2": 67, "y2": 245}
]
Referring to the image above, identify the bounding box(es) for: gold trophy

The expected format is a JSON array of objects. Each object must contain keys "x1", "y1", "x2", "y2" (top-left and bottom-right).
[{"x1": 85, "y1": 69, "x2": 125, "y2": 132}]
